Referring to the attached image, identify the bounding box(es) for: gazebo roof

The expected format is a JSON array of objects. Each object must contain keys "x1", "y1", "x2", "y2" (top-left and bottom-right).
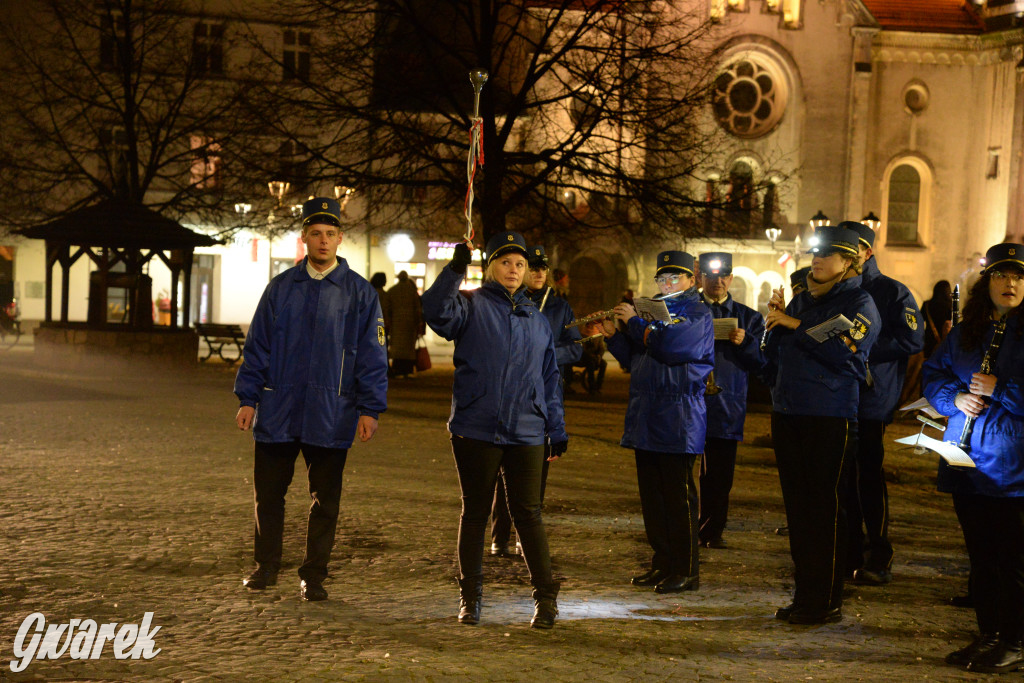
[{"x1": 16, "y1": 199, "x2": 221, "y2": 250}]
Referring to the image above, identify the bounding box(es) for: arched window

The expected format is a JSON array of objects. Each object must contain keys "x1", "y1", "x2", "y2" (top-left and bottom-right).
[{"x1": 886, "y1": 164, "x2": 922, "y2": 244}]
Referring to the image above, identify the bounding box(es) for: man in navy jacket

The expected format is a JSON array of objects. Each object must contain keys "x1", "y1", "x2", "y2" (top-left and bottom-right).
[
  {"x1": 697, "y1": 252, "x2": 767, "y2": 549},
  {"x1": 234, "y1": 197, "x2": 388, "y2": 602},
  {"x1": 603, "y1": 250, "x2": 714, "y2": 594},
  {"x1": 841, "y1": 221, "x2": 924, "y2": 586}
]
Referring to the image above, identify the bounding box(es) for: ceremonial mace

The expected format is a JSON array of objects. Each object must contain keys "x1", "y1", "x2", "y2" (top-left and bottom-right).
[{"x1": 463, "y1": 69, "x2": 489, "y2": 244}]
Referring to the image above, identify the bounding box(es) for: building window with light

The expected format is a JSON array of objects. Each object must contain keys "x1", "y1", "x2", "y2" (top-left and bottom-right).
[
  {"x1": 283, "y1": 30, "x2": 311, "y2": 81},
  {"x1": 193, "y1": 21, "x2": 225, "y2": 76},
  {"x1": 885, "y1": 163, "x2": 922, "y2": 245},
  {"x1": 190, "y1": 136, "x2": 221, "y2": 189}
]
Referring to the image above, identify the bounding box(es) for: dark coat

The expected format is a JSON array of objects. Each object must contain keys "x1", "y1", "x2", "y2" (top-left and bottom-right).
[
  {"x1": 421, "y1": 266, "x2": 567, "y2": 446},
  {"x1": 606, "y1": 288, "x2": 715, "y2": 454},
  {"x1": 857, "y1": 257, "x2": 925, "y2": 422},
  {"x1": 701, "y1": 293, "x2": 767, "y2": 441},
  {"x1": 234, "y1": 257, "x2": 389, "y2": 448},
  {"x1": 922, "y1": 317, "x2": 1024, "y2": 497},
  {"x1": 764, "y1": 276, "x2": 880, "y2": 419}
]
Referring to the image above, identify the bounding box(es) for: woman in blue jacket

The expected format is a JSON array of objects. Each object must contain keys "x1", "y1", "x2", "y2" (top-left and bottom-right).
[
  {"x1": 602, "y1": 250, "x2": 714, "y2": 595},
  {"x1": 763, "y1": 225, "x2": 879, "y2": 625},
  {"x1": 490, "y1": 244, "x2": 581, "y2": 556},
  {"x1": 421, "y1": 231, "x2": 568, "y2": 630},
  {"x1": 922, "y1": 242, "x2": 1024, "y2": 673}
]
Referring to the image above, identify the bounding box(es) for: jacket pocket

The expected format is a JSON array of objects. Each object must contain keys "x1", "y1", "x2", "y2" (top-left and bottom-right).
[
  {"x1": 254, "y1": 384, "x2": 294, "y2": 438},
  {"x1": 337, "y1": 346, "x2": 357, "y2": 395}
]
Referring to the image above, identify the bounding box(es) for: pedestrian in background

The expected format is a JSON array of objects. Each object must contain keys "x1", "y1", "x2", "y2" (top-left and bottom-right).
[
  {"x1": 387, "y1": 270, "x2": 422, "y2": 378},
  {"x1": 923, "y1": 243, "x2": 1024, "y2": 673},
  {"x1": 603, "y1": 250, "x2": 714, "y2": 594},
  {"x1": 490, "y1": 245, "x2": 580, "y2": 557},
  {"x1": 234, "y1": 197, "x2": 388, "y2": 602},
  {"x1": 696, "y1": 252, "x2": 766, "y2": 550},
  {"x1": 923, "y1": 279, "x2": 954, "y2": 358},
  {"x1": 370, "y1": 272, "x2": 392, "y2": 350},
  {"x1": 763, "y1": 224, "x2": 879, "y2": 625},
  {"x1": 422, "y1": 231, "x2": 567, "y2": 629}
]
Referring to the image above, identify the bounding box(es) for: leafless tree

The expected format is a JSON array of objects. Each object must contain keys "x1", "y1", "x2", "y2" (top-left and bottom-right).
[
  {"x1": 244, "y1": 0, "x2": 739, "y2": 248},
  {"x1": 0, "y1": 0, "x2": 270, "y2": 235}
]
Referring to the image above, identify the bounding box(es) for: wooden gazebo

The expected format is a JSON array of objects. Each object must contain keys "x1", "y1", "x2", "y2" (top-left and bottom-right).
[{"x1": 16, "y1": 199, "x2": 220, "y2": 330}]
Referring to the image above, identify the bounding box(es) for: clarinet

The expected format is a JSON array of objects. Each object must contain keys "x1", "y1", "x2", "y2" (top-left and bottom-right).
[
  {"x1": 956, "y1": 316, "x2": 1007, "y2": 450},
  {"x1": 951, "y1": 284, "x2": 960, "y2": 327}
]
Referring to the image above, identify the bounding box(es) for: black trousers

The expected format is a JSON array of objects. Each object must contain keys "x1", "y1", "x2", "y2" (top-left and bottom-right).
[
  {"x1": 490, "y1": 453, "x2": 551, "y2": 547},
  {"x1": 698, "y1": 437, "x2": 738, "y2": 543},
  {"x1": 845, "y1": 419, "x2": 893, "y2": 572},
  {"x1": 953, "y1": 493, "x2": 1024, "y2": 639},
  {"x1": 635, "y1": 449, "x2": 699, "y2": 577},
  {"x1": 252, "y1": 440, "x2": 348, "y2": 583},
  {"x1": 772, "y1": 413, "x2": 851, "y2": 612},
  {"x1": 452, "y1": 436, "x2": 553, "y2": 587}
]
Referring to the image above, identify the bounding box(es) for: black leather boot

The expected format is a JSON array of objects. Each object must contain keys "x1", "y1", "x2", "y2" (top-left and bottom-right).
[
  {"x1": 969, "y1": 639, "x2": 1024, "y2": 673},
  {"x1": 531, "y1": 581, "x2": 560, "y2": 629},
  {"x1": 457, "y1": 577, "x2": 483, "y2": 625},
  {"x1": 945, "y1": 632, "x2": 1000, "y2": 667}
]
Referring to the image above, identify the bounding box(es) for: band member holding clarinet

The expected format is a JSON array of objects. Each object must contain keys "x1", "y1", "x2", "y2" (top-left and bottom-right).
[
  {"x1": 696, "y1": 252, "x2": 766, "y2": 549},
  {"x1": 603, "y1": 251, "x2": 714, "y2": 593},
  {"x1": 422, "y1": 231, "x2": 566, "y2": 629},
  {"x1": 841, "y1": 221, "x2": 924, "y2": 586},
  {"x1": 490, "y1": 245, "x2": 581, "y2": 557},
  {"x1": 762, "y1": 225, "x2": 879, "y2": 625},
  {"x1": 922, "y1": 242, "x2": 1024, "y2": 673}
]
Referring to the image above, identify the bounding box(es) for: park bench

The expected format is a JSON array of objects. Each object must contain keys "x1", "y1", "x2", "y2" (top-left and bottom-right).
[{"x1": 196, "y1": 323, "x2": 245, "y2": 364}]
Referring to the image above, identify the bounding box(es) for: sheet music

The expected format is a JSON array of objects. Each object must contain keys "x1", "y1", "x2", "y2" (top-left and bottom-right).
[
  {"x1": 894, "y1": 434, "x2": 975, "y2": 468},
  {"x1": 899, "y1": 397, "x2": 942, "y2": 420},
  {"x1": 805, "y1": 314, "x2": 853, "y2": 343},
  {"x1": 634, "y1": 297, "x2": 672, "y2": 324},
  {"x1": 713, "y1": 318, "x2": 738, "y2": 341}
]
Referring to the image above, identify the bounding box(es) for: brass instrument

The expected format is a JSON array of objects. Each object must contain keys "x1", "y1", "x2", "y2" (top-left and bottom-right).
[{"x1": 705, "y1": 369, "x2": 722, "y2": 395}]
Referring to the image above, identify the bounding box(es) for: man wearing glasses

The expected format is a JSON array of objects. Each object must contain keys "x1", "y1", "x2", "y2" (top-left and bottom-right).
[{"x1": 601, "y1": 251, "x2": 715, "y2": 593}]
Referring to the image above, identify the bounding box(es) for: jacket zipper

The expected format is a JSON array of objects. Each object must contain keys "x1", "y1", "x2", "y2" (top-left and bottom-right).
[{"x1": 338, "y1": 349, "x2": 346, "y2": 396}]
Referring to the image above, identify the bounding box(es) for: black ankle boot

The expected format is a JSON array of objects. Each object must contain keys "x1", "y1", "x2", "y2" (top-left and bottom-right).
[
  {"x1": 531, "y1": 581, "x2": 560, "y2": 629},
  {"x1": 945, "y1": 632, "x2": 1000, "y2": 667},
  {"x1": 969, "y1": 639, "x2": 1024, "y2": 673},
  {"x1": 457, "y1": 577, "x2": 483, "y2": 625}
]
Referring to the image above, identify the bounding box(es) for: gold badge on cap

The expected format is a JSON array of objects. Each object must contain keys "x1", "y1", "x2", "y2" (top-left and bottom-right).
[
  {"x1": 507, "y1": 235, "x2": 513, "y2": 241},
  {"x1": 322, "y1": 202, "x2": 328, "y2": 209},
  {"x1": 663, "y1": 255, "x2": 669, "y2": 262},
  {"x1": 535, "y1": 248, "x2": 540, "y2": 255},
  {"x1": 1011, "y1": 248, "x2": 1017, "y2": 256}
]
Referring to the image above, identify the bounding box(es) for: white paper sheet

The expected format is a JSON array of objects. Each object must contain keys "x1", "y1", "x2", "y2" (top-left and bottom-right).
[
  {"x1": 899, "y1": 397, "x2": 942, "y2": 419},
  {"x1": 713, "y1": 318, "x2": 738, "y2": 340},
  {"x1": 894, "y1": 434, "x2": 975, "y2": 468},
  {"x1": 805, "y1": 314, "x2": 853, "y2": 343},
  {"x1": 634, "y1": 298, "x2": 672, "y2": 324}
]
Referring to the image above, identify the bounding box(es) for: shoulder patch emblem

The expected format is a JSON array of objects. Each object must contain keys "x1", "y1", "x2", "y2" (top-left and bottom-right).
[
  {"x1": 377, "y1": 325, "x2": 386, "y2": 346},
  {"x1": 905, "y1": 312, "x2": 918, "y2": 331},
  {"x1": 850, "y1": 319, "x2": 868, "y2": 341}
]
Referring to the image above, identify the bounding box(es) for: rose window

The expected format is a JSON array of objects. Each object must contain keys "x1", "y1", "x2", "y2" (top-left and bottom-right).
[{"x1": 712, "y1": 58, "x2": 786, "y2": 139}]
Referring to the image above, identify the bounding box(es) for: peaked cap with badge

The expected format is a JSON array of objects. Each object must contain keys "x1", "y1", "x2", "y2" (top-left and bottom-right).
[
  {"x1": 656, "y1": 250, "x2": 695, "y2": 276},
  {"x1": 984, "y1": 243, "x2": 1024, "y2": 273},
  {"x1": 808, "y1": 225, "x2": 860, "y2": 257},
  {"x1": 485, "y1": 231, "x2": 529, "y2": 265},
  {"x1": 301, "y1": 197, "x2": 343, "y2": 228},
  {"x1": 837, "y1": 220, "x2": 875, "y2": 249},
  {"x1": 528, "y1": 245, "x2": 549, "y2": 269}
]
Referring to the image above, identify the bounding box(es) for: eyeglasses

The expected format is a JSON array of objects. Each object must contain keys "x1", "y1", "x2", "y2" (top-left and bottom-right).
[
  {"x1": 990, "y1": 271, "x2": 1023, "y2": 284},
  {"x1": 654, "y1": 274, "x2": 682, "y2": 286}
]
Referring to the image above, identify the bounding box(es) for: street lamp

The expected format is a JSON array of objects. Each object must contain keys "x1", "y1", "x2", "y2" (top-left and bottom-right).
[
  {"x1": 809, "y1": 210, "x2": 829, "y2": 229},
  {"x1": 861, "y1": 211, "x2": 881, "y2": 232},
  {"x1": 765, "y1": 226, "x2": 781, "y2": 249}
]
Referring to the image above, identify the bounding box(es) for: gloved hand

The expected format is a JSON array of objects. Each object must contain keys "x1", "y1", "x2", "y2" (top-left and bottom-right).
[
  {"x1": 450, "y1": 242, "x2": 473, "y2": 274},
  {"x1": 549, "y1": 440, "x2": 568, "y2": 458}
]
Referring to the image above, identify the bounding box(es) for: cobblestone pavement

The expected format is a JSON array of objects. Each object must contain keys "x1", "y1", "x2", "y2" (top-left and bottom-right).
[{"x1": 0, "y1": 351, "x2": 985, "y2": 681}]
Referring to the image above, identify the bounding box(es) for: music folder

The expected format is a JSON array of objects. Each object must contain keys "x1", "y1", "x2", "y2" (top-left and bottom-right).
[{"x1": 805, "y1": 314, "x2": 853, "y2": 343}]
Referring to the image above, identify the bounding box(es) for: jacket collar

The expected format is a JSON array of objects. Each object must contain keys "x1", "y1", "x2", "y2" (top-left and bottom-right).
[
  {"x1": 861, "y1": 256, "x2": 881, "y2": 283},
  {"x1": 701, "y1": 292, "x2": 733, "y2": 310},
  {"x1": 482, "y1": 280, "x2": 533, "y2": 307},
  {"x1": 292, "y1": 256, "x2": 350, "y2": 284}
]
